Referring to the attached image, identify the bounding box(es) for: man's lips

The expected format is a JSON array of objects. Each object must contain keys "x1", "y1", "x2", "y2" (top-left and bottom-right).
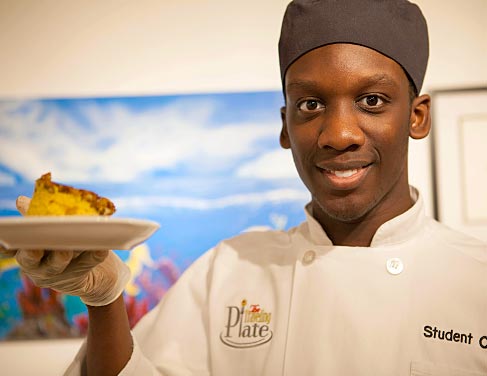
[{"x1": 317, "y1": 162, "x2": 373, "y2": 190}]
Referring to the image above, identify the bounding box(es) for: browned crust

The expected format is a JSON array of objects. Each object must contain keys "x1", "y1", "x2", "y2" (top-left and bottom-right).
[{"x1": 36, "y1": 172, "x2": 116, "y2": 215}]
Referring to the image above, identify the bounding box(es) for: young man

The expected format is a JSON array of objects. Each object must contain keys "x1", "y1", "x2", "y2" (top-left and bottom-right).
[{"x1": 9, "y1": 0, "x2": 487, "y2": 375}]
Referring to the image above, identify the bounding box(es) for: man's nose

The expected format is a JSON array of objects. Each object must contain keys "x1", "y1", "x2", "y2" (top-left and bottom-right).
[{"x1": 317, "y1": 105, "x2": 365, "y2": 151}]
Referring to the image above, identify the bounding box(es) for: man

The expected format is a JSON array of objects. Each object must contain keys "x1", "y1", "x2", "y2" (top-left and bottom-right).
[{"x1": 8, "y1": 0, "x2": 487, "y2": 375}]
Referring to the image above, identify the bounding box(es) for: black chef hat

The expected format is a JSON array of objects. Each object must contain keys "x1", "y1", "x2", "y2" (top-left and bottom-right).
[{"x1": 278, "y1": 0, "x2": 429, "y2": 93}]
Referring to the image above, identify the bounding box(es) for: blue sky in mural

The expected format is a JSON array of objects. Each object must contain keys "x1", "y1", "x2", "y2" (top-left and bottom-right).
[
  {"x1": 0, "y1": 91, "x2": 310, "y2": 261},
  {"x1": 0, "y1": 91, "x2": 310, "y2": 338}
]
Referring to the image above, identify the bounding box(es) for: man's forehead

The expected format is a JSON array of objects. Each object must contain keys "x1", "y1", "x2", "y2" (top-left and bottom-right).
[
  {"x1": 284, "y1": 43, "x2": 407, "y2": 91},
  {"x1": 286, "y1": 74, "x2": 400, "y2": 92}
]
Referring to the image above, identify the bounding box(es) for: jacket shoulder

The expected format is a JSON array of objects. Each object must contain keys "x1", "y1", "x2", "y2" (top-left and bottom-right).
[{"x1": 425, "y1": 218, "x2": 487, "y2": 263}]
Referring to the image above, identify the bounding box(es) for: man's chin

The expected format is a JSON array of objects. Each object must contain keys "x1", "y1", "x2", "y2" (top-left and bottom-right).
[
  {"x1": 324, "y1": 209, "x2": 369, "y2": 224},
  {"x1": 314, "y1": 199, "x2": 375, "y2": 224}
]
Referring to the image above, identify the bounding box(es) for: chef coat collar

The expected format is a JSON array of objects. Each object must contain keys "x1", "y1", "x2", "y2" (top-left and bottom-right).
[{"x1": 304, "y1": 186, "x2": 425, "y2": 247}]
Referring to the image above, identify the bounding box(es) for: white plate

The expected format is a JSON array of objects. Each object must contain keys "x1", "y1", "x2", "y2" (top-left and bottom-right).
[{"x1": 0, "y1": 216, "x2": 160, "y2": 251}]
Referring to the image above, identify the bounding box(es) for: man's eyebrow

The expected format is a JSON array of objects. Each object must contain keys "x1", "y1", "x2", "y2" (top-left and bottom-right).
[
  {"x1": 360, "y1": 74, "x2": 400, "y2": 88},
  {"x1": 285, "y1": 80, "x2": 319, "y2": 91}
]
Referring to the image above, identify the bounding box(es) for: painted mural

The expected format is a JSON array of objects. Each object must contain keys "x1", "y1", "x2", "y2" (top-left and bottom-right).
[{"x1": 0, "y1": 91, "x2": 309, "y2": 340}]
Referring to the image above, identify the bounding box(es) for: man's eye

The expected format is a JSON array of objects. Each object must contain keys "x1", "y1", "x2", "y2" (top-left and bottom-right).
[
  {"x1": 297, "y1": 99, "x2": 324, "y2": 112},
  {"x1": 360, "y1": 95, "x2": 384, "y2": 107}
]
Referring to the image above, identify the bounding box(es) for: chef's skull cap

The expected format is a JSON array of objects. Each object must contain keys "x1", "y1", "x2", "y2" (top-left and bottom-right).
[{"x1": 279, "y1": 0, "x2": 429, "y2": 93}]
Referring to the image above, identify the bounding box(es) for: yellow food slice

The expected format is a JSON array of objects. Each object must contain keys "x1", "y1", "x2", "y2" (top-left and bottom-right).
[{"x1": 26, "y1": 173, "x2": 116, "y2": 216}]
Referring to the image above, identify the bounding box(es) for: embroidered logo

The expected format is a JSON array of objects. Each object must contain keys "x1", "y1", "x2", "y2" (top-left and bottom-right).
[{"x1": 220, "y1": 299, "x2": 273, "y2": 348}]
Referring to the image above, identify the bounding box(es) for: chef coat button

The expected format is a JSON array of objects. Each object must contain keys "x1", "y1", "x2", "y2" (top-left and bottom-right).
[
  {"x1": 386, "y1": 258, "x2": 404, "y2": 275},
  {"x1": 302, "y1": 250, "x2": 316, "y2": 264}
]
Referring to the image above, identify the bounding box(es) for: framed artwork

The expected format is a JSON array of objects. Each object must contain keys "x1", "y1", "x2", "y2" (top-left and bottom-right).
[
  {"x1": 431, "y1": 87, "x2": 487, "y2": 242},
  {"x1": 0, "y1": 91, "x2": 309, "y2": 340}
]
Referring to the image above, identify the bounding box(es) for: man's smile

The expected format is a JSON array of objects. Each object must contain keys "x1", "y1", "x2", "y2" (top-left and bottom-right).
[{"x1": 317, "y1": 163, "x2": 373, "y2": 190}]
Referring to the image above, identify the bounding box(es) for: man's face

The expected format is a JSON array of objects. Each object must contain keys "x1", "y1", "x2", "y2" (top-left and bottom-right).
[{"x1": 281, "y1": 43, "x2": 422, "y2": 224}]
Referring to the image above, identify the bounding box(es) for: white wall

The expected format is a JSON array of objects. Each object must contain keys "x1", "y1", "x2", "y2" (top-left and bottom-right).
[
  {"x1": 0, "y1": 0, "x2": 289, "y2": 98},
  {"x1": 0, "y1": 1, "x2": 485, "y2": 374},
  {"x1": 408, "y1": 0, "x2": 487, "y2": 216}
]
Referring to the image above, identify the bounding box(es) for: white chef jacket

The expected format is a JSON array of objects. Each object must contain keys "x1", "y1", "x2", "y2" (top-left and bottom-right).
[{"x1": 65, "y1": 188, "x2": 487, "y2": 376}]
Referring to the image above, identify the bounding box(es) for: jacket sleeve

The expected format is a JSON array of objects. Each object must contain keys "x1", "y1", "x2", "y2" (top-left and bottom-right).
[{"x1": 63, "y1": 248, "x2": 216, "y2": 376}]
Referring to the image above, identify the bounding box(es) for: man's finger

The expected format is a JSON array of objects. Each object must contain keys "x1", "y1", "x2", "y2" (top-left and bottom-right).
[
  {"x1": 16, "y1": 196, "x2": 31, "y2": 216},
  {"x1": 63, "y1": 250, "x2": 109, "y2": 275},
  {"x1": 15, "y1": 249, "x2": 45, "y2": 270},
  {"x1": 0, "y1": 246, "x2": 17, "y2": 257},
  {"x1": 43, "y1": 250, "x2": 75, "y2": 275}
]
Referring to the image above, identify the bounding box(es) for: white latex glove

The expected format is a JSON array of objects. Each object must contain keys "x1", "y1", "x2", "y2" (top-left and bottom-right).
[{"x1": 11, "y1": 196, "x2": 131, "y2": 307}]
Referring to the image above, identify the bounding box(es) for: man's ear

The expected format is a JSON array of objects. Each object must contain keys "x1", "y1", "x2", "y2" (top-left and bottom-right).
[
  {"x1": 409, "y1": 94, "x2": 431, "y2": 140},
  {"x1": 280, "y1": 106, "x2": 291, "y2": 149}
]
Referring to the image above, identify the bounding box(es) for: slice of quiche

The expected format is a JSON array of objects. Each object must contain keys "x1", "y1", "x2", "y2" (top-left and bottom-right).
[{"x1": 26, "y1": 172, "x2": 116, "y2": 216}]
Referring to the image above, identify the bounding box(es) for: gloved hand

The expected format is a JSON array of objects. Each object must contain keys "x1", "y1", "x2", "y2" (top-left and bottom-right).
[{"x1": 8, "y1": 196, "x2": 130, "y2": 307}]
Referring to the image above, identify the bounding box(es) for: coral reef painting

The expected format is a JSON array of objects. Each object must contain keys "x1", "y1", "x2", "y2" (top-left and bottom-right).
[{"x1": 1, "y1": 244, "x2": 181, "y2": 339}]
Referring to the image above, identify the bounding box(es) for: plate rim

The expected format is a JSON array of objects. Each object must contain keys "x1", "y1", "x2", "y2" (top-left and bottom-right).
[
  {"x1": 0, "y1": 216, "x2": 160, "y2": 228},
  {"x1": 0, "y1": 216, "x2": 160, "y2": 250}
]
